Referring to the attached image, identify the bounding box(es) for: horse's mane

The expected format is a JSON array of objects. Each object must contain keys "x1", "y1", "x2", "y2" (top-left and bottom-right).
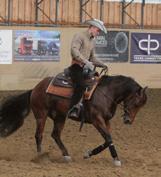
[{"x1": 99, "y1": 75, "x2": 141, "y2": 92}]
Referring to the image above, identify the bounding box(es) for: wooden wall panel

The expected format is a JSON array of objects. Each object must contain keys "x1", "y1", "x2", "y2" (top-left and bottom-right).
[
  {"x1": 130, "y1": 4, "x2": 135, "y2": 25},
  {"x1": 25, "y1": 0, "x2": 31, "y2": 22},
  {"x1": 68, "y1": 0, "x2": 75, "y2": 23},
  {"x1": 108, "y1": 2, "x2": 115, "y2": 25},
  {"x1": 146, "y1": 4, "x2": 152, "y2": 26},
  {"x1": 0, "y1": 0, "x2": 161, "y2": 28},
  {"x1": 18, "y1": 0, "x2": 25, "y2": 23},
  {"x1": 31, "y1": 0, "x2": 36, "y2": 23},
  {"x1": 114, "y1": 2, "x2": 121, "y2": 26},
  {"x1": 0, "y1": 0, "x2": 7, "y2": 21},
  {"x1": 57, "y1": 0, "x2": 63, "y2": 23},
  {"x1": 50, "y1": 0, "x2": 56, "y2": 23},
  {"x1": 68, "y1": 0, "x2": 73, "y2": 23},
  {"x1": 38, "y1": 0, "x2": 44, "y2": 23},
  {"x1": 157, "y1": 4, "x2": 161, "y2": 26},
  {"x1": 151, "y1": 4, "x2": 157, "y2": 26},
  {"x1": 12, "y1": 0, "x2": 19, "y2": 22},
  {"x1": 136, "y1": 3, "x2": 141, "y2": 26},
  {"x1": 91, "y1": 1, "x2": 99, "y2": 20},
  {"x1": 43, "y1": 0, "x2": 50, "y2": 23},
  {"x1": 74, "y1": 0, "x2": 80, "y2": 23}
]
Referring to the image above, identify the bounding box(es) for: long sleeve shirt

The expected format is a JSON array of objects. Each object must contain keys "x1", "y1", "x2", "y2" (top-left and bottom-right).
[{"x1": 71, "y1": 30, "x2": 105, "y2": 68}]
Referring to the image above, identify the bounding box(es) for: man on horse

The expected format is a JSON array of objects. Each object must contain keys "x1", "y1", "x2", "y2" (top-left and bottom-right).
[{"x1": 68, "y1": 18, "x2": 108, "y2": 119}]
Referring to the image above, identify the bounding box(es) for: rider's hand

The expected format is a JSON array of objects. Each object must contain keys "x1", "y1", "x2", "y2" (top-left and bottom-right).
[{"x1": 84, "y1": 60, "x2": 94, "y2": 71}]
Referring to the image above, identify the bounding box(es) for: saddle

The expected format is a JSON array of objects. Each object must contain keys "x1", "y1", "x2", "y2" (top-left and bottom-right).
[{"x1": 46, "y1": 69, "x2": 99, "y2": 100}]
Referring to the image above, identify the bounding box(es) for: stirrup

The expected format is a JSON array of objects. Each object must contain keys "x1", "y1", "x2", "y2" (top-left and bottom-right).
[{"x1": 68, "y1": 106, "x2": 80, "y2": 118}]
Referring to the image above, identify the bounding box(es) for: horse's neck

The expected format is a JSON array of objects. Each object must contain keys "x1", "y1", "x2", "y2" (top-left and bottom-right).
[
  {"x1": 109, "y1": 83, "x2": 132, "y2": 104},
  {"x1": 114, "y1": 91, "x2": 128, "y2": 104},
  {"x1": 99, "y1": 75, "x2": 137, "y2": 104}
]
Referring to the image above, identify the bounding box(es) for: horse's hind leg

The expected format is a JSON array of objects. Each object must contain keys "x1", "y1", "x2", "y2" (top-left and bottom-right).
[
  {"x1": 51, "y1": 114, "x2": 71, "y2": 161},
  {"x1": 33, "y1": 108, "x2": 48, "y2": 154}
]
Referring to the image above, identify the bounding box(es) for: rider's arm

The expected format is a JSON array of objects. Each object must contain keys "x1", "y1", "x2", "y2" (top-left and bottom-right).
[
  {"x1": 89, "y1": 47, "x2": 107, "y2": 68},
  {"x1": 71, "y1": 34, "x2": 87, "y2": 64}
]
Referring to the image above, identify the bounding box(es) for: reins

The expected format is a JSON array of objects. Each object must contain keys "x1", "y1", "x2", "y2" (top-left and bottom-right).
[{"x1": 97, "y1": 68, "x2": 130, "y2": 115}]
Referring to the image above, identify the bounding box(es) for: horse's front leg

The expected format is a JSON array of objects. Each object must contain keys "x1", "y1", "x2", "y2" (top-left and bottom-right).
[{"x1": 84, "y1": 117, "x2": 121, "y2": 166}]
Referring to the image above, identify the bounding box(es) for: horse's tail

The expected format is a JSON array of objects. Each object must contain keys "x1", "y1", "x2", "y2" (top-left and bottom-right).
[{"x1": 0, "y1": 90, "x2": 32, "y2": 137}]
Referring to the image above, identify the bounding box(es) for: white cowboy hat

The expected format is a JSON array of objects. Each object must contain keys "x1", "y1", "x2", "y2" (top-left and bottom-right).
[{"x1": 85, "y1": 18, "x2": 107, "y2": 34}]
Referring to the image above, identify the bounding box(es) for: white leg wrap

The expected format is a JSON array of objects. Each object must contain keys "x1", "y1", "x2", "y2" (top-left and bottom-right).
[
  {"x1": 83, "y1": 150, "x2": 92, "y2": 159},
  {"x1": 63, "y1": 155, "x2": 72, "y2": 162},
  {"x1": 113, "y1": 159, "x2": 121, "y2": 167}
]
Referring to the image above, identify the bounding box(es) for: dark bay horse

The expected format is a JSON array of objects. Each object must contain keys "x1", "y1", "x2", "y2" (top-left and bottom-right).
[{"x1": 0, "y1": 74, "x2": 147, "y2": 166}]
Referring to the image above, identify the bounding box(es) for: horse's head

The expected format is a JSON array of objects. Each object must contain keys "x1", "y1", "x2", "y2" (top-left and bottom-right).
[{"x1": 123, "y1": 87, "x2": 147, "y2": 124}]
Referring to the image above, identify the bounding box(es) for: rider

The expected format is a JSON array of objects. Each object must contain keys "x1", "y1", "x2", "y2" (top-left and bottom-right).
[{"x1": 68, "y1": 18, "x2": 108, "y2": 118}]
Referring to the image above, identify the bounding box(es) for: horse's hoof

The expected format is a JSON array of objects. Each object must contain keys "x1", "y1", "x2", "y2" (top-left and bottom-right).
[
  {"x1": 83, "y1": 150, "x2": 92, "y2": 159},
  {"x1": 63, "y1": 155, "x2": 72, "y2": 162},
  {"x1": 113, "y1": 159, "x2": 121, "y2": 167}
]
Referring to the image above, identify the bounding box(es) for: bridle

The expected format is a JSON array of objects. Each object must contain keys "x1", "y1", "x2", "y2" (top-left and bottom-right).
[{"x1": 97, "y1": 68, "x2": 131, "y2": 114}]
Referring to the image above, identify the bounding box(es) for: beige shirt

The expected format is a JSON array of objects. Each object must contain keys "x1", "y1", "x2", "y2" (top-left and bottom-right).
[{"x1": 71, "y1": 30, "x2": 105, "y2": 67}]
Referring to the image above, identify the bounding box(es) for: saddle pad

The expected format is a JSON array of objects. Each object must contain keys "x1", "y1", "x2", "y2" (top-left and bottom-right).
[
  {"x1": 46, "y1": 74, "x2": 100, "y2": 99},
  {"x1": 46, "y1": 85, "x2": 74, "y2": 99}
]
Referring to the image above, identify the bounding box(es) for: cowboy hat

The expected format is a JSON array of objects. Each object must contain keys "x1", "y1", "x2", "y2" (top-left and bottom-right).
[{"x1": 85, "y1": 18, "x2": 107, "y2": 34}]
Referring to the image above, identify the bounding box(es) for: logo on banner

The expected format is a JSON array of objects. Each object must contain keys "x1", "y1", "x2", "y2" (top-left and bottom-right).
[
  {"x1": 131, "y1": 32, "x2": 161, "y2": 63},
  {"x1": 95, "y1": 35, "x2": 107, "y2": 47},
  {"x1": 114, "y1": 32, "x2": 128, "y2": 53},
  {"x1": 138, "y1": 34, "x2": 159, "y2": 55}
]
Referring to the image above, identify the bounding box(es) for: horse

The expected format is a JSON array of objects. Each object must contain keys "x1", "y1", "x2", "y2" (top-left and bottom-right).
[{"x1": 0, "y1": 71, "x2": 147, "y2": 166}]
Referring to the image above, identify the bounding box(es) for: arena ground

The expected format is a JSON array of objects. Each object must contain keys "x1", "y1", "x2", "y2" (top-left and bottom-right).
[{"x1": 0, "y1": 89, "x2": 160, "y2": 177}]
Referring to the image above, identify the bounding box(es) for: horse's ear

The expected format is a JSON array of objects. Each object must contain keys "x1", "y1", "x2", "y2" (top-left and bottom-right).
[
  {"x1": 139, "y1": 86, "x2": 148, "y2": 102},
  {"x1": 140, "y1": 86, "x2": 148, "y2": 96},
  {"x1": 137, "y1": 87, "x2": 147, "y2": 97},
  {"x1": 135, "y1": 87, "x2": 148, "y2": 106}
]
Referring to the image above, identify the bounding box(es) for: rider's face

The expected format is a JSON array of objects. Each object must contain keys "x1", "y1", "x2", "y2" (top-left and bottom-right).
[{"x1": 90, "y1": 26, "x2": 101, "y2": 37}]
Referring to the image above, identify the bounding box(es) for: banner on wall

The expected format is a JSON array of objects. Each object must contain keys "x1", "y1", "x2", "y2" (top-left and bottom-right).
[
  {"x1": 131, "y1": 33, "x2": 161, "y2": 63},
  {"x1": 14, "y1": 30, "x2": 60, "y2": 61},
  {"x1": 95, "y1": 31, "x2": 129, "y2": 62},
  {"x1": 0, "y1": 30, "x2": 12, "y2": 64}
]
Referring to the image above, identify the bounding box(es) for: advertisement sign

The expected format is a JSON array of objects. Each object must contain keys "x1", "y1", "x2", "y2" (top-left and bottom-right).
[
  {"x1": 131, "y1": 33, "x2": 161, "y2": 63},
  {"x1": 95, "y1": 31, "x2": 129, "y2": 62},
  {"x1": 14, "y1": 30, "x2": 60, "y2": 61},
  {"x1": 0, "y1": 30, "x2": 12, "y2": 64}
]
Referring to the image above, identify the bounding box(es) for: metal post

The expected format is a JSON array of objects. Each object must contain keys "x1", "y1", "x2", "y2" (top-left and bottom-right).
[
  {"x1": 80, "y1": 0, "x2": 83, "y2": 23},
  {"x1": 100, "y1": 0, "x2": 104, "y2": 20},
  {"x1": 55, "y1": 0, "x2": 59, "y2": 25},
  {"x1": 35, "y1": 0, "x2": 39, "y2": 24},
  {"x1": 8, "y1": 0, "x2": 11, "y2": 25},
  {"x1": 121, "y1": 0, "x2": 125, "y2": 28},
  {"x1": 141, "y1": 0, "x2": 145, "y2": 28}
]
